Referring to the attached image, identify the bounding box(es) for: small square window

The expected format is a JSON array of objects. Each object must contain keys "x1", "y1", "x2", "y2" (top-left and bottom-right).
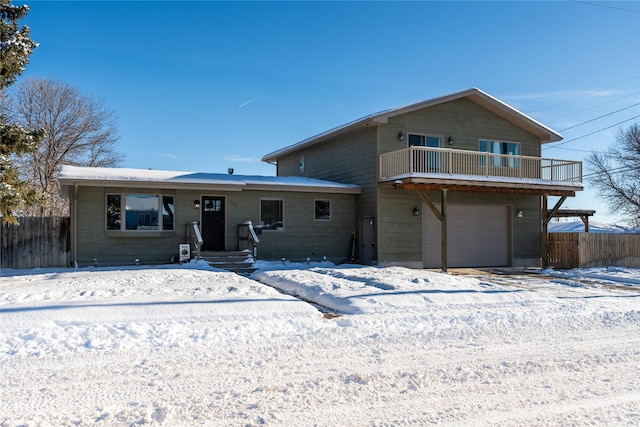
[{"x1": 315, "y1": 200, "x2": 331, "y2": 220}]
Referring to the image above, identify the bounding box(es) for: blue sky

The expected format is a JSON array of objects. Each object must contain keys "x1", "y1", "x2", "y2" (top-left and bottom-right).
[{"x1": 18, "y1": 1, "x2": 640, "y2": 223}]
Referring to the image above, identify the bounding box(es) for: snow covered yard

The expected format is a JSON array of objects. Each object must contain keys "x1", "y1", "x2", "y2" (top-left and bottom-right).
[{"x1": 1, "y1": 262, "x2": 639, "y2": 426}]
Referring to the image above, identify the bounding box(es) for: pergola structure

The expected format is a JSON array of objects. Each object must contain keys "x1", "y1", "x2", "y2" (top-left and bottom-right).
[{"x1": 547, "y1": 209, "x2": 596, "y2": 232}]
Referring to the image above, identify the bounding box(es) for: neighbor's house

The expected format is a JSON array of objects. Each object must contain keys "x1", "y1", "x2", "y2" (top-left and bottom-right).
[
  {"x1": 262, "y1": 88, "x2": 583, "y2": 268},
  {"x1": 59, "y1": 88, "x2": 583, "y2": 269}
]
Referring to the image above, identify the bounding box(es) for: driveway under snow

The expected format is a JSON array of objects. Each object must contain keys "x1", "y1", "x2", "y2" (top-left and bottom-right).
[{"x1": 1, "y1": 262, "x2": 638, "y2": 426}]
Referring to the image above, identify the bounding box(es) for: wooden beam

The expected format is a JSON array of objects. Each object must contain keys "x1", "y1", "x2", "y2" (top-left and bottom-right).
[
  {"x1": 542, "y1": 196, "x2": 548, "y2": 268},
  {"x1": 546, "y1": 196, "x2": 568, "y2": 224},
  {"x1": 416, "y1": 190, "x2": 443, "y2": 222},
  {"x1": 441, "y1": 189, "x2": 448, "y2": 273},
  {"x1": 416, "y1": 190, "x2": 448, "y2": 272},
  {"x1": 391, "y1": 182, "x2": 576, "y2": 197}
]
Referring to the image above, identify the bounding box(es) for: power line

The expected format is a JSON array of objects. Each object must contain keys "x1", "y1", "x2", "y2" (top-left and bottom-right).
[
  {"x1": 556, "y1": 91, "x2": 640, "y2": 119},
  {"x1": 570, "y1": 1, "x2": 640, "y2": 13},
  {"x1": 582, "y1": 166, "x2": 632, "y2": 180},
  {"x1": 531, "y1": 75, "x2": 640, "y2": 113},
  {"x1": 544, "y1": 115, "x2": 640, "y2": 150},
  {"x1": 558, "y1": 103, "x2": 640, "y2": 132}
]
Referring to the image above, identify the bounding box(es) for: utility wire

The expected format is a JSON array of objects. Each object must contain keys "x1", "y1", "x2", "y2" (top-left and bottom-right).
[
  {"x1": 570, "y1": 1, "x2": 640, "y2": 13},
  {"x1": 531, "y1": 75, "x2": 640, "y2": 113},
  {"x1": 558, "y1": 103, "x2": 640, "y2": 132},
  {"x1": 556, "y1": 91, "x2": 640, "y2": 118},
  {"x1": 544, "y1": 115, "x2": 640, "y2": 150},
  {"x1": 582, "y1": 166, "x2": 632, "y2": 180}
]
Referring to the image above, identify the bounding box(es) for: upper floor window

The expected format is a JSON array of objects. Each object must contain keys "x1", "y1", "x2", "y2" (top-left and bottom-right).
[
  {"x1": 408, "y1": 134, "x2": 441, "y2": 148},
  {"x1": 479, "y1": 140, "x2": 520, "y2": 168},
  {"x1": 106, "y1": 193, "x2": 175, "y2": 231},
  {"x1": 409, "y1": 134, "x2": 442, "y2": 173}
]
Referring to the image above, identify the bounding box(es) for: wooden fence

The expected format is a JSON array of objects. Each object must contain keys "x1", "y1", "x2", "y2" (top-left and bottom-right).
[
  {"x1": 548, "y1": 232, "x2": 640, "y2": 268},
  {"x1": 1, "y1": 217, "x2": 71, "y2": 270}
]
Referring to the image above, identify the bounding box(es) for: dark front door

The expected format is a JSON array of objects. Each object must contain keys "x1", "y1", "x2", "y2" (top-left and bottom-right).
[{"x1": 201, "y1": 196, "x2": 225, "y2": 251}]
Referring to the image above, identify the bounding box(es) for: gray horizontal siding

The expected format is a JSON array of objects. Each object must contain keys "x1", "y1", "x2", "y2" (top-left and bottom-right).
[{"x1": 74, "y1": 186, "x2": 356, "y2": 267}]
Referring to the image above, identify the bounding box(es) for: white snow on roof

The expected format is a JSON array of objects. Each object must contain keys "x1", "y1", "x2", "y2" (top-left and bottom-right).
[{"x1": 58, "y1": 165, "x2": 361, "y2": 192}]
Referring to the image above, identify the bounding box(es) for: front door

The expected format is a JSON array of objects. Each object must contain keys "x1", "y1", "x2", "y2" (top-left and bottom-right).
[{"x1": 201, "y1": 196, "x2": 225, "y2": 251}]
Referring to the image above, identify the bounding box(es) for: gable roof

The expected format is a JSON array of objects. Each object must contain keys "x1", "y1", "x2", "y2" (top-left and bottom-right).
[
  {"x1": 58, "y1": 165, "x2": 361, "y2": 194},
  {"x1": 262, "y1": 88, "x2": 563, "y2": 164}
]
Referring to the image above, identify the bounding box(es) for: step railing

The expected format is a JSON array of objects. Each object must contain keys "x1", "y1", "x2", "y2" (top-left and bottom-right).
[
  {"x1": 238, "y1": 221, "x2": 260, "y2": 258},
  {"x1": 187, "y1": 221, "x2": 203, "y2": 260}
]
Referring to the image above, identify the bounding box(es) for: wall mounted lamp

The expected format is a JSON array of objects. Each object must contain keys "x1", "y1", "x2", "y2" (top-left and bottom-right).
[
  {"x1": 369, "y1": 217, "x2": 375, "y2": 227},
  {"x1": 228, "y1": 168, "x2": 234, "y2": 175},
  {"x1": 516, "y1": 209, "x2": 523, "y2": 218},
  {"x1": 398, "y1": 131, "x2": 404, "y2": 141},
  {"x1": 194, "y1": 200, "x2": 200, "y2": 209},
  {"x1": 447, "y1": 136, "x2": 455, "y2": 145},
  {"x1": 413, "y1": 206, "x2": 420, "y2": 216}
]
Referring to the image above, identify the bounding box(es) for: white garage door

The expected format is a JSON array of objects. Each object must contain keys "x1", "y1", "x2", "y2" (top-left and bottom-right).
[{"x1": 422, "y1": 204, "x2": 510, "y2": 268}]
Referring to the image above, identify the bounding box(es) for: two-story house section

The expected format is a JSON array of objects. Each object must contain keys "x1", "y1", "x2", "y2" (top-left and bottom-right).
[{"x1": 262, "y1": 88, "x2": 583, "y2": 269}]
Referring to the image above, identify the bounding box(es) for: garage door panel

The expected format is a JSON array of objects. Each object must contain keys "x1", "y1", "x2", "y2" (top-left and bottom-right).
[{"x1": 423, "y1": 204, "x2": 510, "y2": 268}]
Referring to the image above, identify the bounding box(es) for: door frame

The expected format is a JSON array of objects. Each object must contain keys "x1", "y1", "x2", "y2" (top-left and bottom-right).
[{"x1": 199, "y1": 195, "x2": 227, "y2": 251}]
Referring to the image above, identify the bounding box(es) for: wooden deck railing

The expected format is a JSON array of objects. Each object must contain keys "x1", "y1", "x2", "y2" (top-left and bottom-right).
[{"x1": 379, "y1": 147, "x2": 582, "y2": 183}]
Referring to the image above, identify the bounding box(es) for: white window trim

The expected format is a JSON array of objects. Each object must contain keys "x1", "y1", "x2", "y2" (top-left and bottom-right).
[
  {"x1": 260, "y1": 198, "x2": 285, "y2": 232},
  {"x1": 478, "y1": 139, "x2": 521, "y2": 168},
  {"x1": 105, "y1": 193, "x2": 175, "y2": 232},
  {"x1": 314, "y1": 199, "x2": 332, "y2": 221}
]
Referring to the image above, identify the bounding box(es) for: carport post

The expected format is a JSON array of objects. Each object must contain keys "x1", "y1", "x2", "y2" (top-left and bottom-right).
[
  {"x1": 416, "y1": 189, "x2": 448, "y2": 273},
  {"x1": 441, "y1": 189, "x2": 448, "y2": 273}
]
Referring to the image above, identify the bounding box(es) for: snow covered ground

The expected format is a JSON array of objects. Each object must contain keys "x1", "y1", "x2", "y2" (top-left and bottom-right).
[{"x1": 1, "y1": 261, "x2": 639, "y2": 426}]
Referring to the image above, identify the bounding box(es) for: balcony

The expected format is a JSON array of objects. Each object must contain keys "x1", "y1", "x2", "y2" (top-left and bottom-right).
[{"x1": 379, "y1": 147, "x2": 583, "y2": 196}]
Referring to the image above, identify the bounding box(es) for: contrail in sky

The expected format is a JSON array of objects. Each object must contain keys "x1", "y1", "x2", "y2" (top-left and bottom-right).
[{"x1": 238, "y1": 98, "x2": 258, "y2": 108}]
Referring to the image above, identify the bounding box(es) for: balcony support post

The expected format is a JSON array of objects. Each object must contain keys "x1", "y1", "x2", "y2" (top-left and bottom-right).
[{"x1": 416, "y1": 189, "x2": 448, "y2": 273}]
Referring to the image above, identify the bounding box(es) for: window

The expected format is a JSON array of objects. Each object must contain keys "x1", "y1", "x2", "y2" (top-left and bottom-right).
[
  {"x1": 315, "y1": 200, "x2": 331, "y2": 220},
  {"x1": 204, "y1": 198, "x2": 222, "y2": 212},
  {"x1": 479, "y1": 140, "x2": 520, "y2": 168},
  {"x1": 106, "y1": 193, "x2": 175, "y2": 231},
  {"x1": 261, "y1": 199, "x2": 284, "y2": 230},
  {"x1": 106, "y1": 194, "x2": 121, "y2": 230},
  {"x1": 408, "y1": 134, "x2": 442, "y2": 173},
  {"x1": 408, "y1": 134, "x2": 441, "y2": 148}
]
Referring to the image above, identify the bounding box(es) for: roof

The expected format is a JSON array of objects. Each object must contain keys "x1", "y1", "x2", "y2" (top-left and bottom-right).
[
  {"x1": 58, "y1": 165, "x2": 361, "y2": 195},
  {"x1": 262, "y1": 88, "x2": 563, "y2": 163}
]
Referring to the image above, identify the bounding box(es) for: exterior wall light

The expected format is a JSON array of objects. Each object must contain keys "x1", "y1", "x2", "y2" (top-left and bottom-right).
[
  {"x1": 398, "y1": 131, "x2": 404, "y2": 141},
  {"x1": 516, "y1": 209, "x2": 523, "y2": 218},
  {"x1": 228, "y1": 168, "x2": 234, "y2": 175},
  {"x1": 194, "y1": 200, "x2": 200, "y2": 209},
  {"x1": 413, "y1": 206, "x2": 420, "y2": 216},
  {"x1": 448, "y1": 136, "x2": 454, "y2": 145}
]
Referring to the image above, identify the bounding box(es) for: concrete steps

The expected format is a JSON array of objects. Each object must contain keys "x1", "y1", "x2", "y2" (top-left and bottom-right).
[{"x1": 199, "y1": 250, "x2": 256, "y2": 276}]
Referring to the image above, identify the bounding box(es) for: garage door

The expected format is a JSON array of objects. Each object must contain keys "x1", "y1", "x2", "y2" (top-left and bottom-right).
[{"x1": 422, "y1": 204, "x2": 510, "y2": 268}]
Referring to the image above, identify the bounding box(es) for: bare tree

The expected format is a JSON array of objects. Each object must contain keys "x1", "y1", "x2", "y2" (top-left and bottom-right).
[
  {"x1": 587, "y1": 124, "x2": 640, "y2": 226},
  {"x1": 11, "y1": 77, "x2": 124, "y2": 215}
]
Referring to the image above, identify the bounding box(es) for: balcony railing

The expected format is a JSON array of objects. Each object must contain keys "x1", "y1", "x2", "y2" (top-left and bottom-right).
[{"x1": 379, "y1": 147, "x2": 582, "y2": 183}]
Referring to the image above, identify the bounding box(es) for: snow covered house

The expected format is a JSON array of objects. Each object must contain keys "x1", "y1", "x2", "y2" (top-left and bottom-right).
[
  {"x1": 59, "y1": 88, "x2": 583, "y2": 269},
  {"x1": 58, "y1": 167, "x2": 361, "y2": 267},
  {"x1": 262, "y1": 88, "x2": 583, "y2": 269}
]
